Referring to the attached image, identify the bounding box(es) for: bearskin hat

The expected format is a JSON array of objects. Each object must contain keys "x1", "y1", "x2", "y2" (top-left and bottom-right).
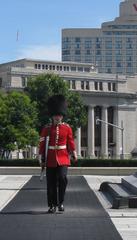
[{"x1": 47, "y1": 94, "x2": 67, "y2": 117}]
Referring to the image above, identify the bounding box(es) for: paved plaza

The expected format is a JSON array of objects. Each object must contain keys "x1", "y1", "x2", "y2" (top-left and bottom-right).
[{"x1": 0, "y1": 174, "x2": 137, "y2": 240}]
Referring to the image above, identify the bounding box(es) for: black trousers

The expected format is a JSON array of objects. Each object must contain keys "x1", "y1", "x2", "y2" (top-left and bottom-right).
[{"x1": 46, "y1": 165, "x2": 68, "y2": 207}]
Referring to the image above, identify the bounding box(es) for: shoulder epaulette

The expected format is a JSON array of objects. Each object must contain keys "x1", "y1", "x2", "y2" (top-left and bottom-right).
[{"x1": 62, "y1": 122, "x2": 70, "y2": 127}]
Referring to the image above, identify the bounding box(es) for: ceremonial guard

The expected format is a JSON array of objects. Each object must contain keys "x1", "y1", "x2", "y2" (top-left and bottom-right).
[{"x1": 39, "y1": 95, "x2": 77, "y2": 213}]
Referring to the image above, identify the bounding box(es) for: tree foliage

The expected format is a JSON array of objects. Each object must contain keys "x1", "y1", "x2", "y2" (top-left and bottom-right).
[
  {"x1": 25, "y1": 73, "x2": 87, "y2": 133},
  {"x1": 0, "y1": 91, "x2": 39, "y2": 159}
]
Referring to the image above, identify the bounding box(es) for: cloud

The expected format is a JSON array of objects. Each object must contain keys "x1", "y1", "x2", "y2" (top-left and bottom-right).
[{"x1": 17, "y1": 44, "x2": 61, "y2": 61}]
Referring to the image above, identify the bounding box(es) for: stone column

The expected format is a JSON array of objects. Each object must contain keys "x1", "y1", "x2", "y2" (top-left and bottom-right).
[
  {"x1": 76, "y1": 127, "x2": 81, "y2": 157},
  {"x1": 101, "y1": 106, "x2": 108, "y2": 158},
  {"x1": 88, "y1": 105, "x2": 95, "y2": 158}
]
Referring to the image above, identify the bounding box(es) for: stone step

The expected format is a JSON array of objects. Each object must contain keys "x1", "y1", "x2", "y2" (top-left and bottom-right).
[
  {"x1": 122, "y1": 174, "x2": 137, "y2": 194},
  {"x1": 99, "y1": 181, "x2": 137, "y2": 209},
  {"x1": 107, "y1": 183, "x2": 131, "y2": 198}
]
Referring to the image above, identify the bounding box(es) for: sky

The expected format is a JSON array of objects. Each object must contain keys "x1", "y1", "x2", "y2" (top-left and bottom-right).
[{"x1": 0, "y1": 0, "x2": 121, "y2": 64}]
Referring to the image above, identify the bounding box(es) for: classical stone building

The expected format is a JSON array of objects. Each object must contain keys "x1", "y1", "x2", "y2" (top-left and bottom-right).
[
  {"x1": 1, "y1": 58, "x2": 137, "y2": 159},
  {"x1": 62, "y1": 0, "x2": 137, "y2": 75}
]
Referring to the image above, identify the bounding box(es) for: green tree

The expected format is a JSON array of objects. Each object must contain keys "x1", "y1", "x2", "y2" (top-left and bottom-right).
[
  {"x1": 0, "y1": 91, "x2": 39, "y2": 159},
  {"x1": 25, "y1": 73, "x2": 87, "y2": 133}
]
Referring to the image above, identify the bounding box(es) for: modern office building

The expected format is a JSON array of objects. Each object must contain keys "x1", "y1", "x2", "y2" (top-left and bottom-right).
[
  {"x1": 1, "y1": 58, "x2": 137, "y2": 159},
  {"x1": 62, "y1": 0, "x2": 137, "y2": 75}
]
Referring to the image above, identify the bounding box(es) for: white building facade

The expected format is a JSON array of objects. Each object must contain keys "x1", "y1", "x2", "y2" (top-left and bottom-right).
[
  {"x1": 0, "y1": 58, "x2": 137, "y2": 159},
  {"x1": 62, "y1": 0, "x2": 137, "y2": 75}
]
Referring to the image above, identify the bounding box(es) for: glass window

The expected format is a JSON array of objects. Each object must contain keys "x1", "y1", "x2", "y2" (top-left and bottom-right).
[
  {"x1": 94, "y1": 82, "x2": 98, "y2": 90},
  {"x1": 85, "y1": 39, "x2": 92, "y2": 49},
  {"x1": 34, "y1": 64, "x2": 37, "y2": 69},
  {"x1": 116, "y1": 62, "x2": 122, "y2": 67},
  {"x1": 81, "y1": 81, "x2": 84, "y2": 90},
  {"x1": 84, "y1": 67, "x2": 90, "y2": 72},
  {"x1": 96, "y1": 50, "x2": 101, "y2": 55},
  {"x1": 126, "y1": 43, "x2": 132, "y2": 49},
  {"x1": 99, "y1": 82, "x2": 103, "y2": 91},
  {"x1": 86, "y1": 81, "x2": 90, "y2": 90},
  {"x1": 127, "y1": 62, "x2": 132, "y2": 67},
  {"x1": 115, "y1": 56, "x2": 122, "y2": 61},
  {"x1": 106, "y1": 68, "x2": 112, "y2": 73},
  {"x1": 96, "y1": 43, "x2": 101, "y2": 48},
  {"x1": 75, "y1": 50, "x2": 81, "y2": 55},
  {"x1": 38, "y1": 64, "x2": 41, "y2": 69},
  {"x1": 22, "y1": 77, "x2": 26, "y2": 87},
  {"x1": 72, "y1": 80, "x2": 76, "y2": 89},
  {"x1": 112, "y1": 83, "x2": 116, "y2": 91},
  {"x1": 108, "y1": 82, "x2": 111, "y2": 91},
  {"x1": 105, "y1": 41, "x2": 112, "y2": 49},
  {"x1": 78, "y1": 67, "x2": 83, "y2": 72},
  {"x1": 75, "y1": 37, "x2": 81, "y2": 43},
  {"x1": 86, "y1": 50, "x2": 91, "y2": 55},
  {"x1": 62, "y1": 50, "x2": 70, "y2": 55},
  {"x1": 75, "y1": 56, "x2": 81, "y2": 62},
  {"x1": 126, "y1": 56, "x2": 132, "y2": 61},
  {"x1": 106, "y1": 62, "x2": 112, "y2": 67},
  {"x1": 71, "y1": 66, "x2": 76, "y2": 71}
]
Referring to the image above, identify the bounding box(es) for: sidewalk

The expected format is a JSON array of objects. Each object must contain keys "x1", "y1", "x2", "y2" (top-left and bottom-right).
[{"x1": 0, "y1": 175, "x2": 137, "y2": 240}]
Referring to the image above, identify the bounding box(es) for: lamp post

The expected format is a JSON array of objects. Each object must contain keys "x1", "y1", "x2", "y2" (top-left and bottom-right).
[{"x1": 96, "y1": 118, "x2": 124, "y2": 159}]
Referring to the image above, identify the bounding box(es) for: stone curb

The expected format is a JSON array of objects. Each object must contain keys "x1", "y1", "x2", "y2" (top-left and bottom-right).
[{"x1": 0, "y1": 167, "x2": 137, "y2": 175}]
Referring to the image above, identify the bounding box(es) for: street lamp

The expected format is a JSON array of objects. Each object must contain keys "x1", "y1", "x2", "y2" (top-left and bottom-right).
[{"x1": 96, "y1": 118, "x2": 124, "y2": 159}]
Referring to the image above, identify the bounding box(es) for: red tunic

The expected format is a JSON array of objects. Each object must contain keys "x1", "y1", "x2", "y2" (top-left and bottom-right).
[{"x1": 39, "y1": 122, "x2": 76, "y2": 167}]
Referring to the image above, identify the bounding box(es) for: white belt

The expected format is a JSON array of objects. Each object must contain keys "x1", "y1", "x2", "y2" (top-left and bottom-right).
[{"x1": 48, "y1": 145, "x2": 66, "y2": 150}]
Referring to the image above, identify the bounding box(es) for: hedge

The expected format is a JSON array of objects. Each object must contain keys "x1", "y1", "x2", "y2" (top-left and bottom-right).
[{"x1": 1, "y1": 158, "x2": 137, "y2": 167}]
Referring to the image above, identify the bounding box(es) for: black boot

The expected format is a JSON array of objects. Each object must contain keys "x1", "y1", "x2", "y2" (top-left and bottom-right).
[
  {"x1": 58, "y1": 204, "x2": 64, "y2": 212},
  {"x1": 48, "y1": 205, "x2": 56, "y2": 214}
]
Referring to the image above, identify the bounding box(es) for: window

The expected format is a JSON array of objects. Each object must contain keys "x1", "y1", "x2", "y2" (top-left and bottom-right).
[
  {"x1": 127, "y1": 62, "x2": 132, "y2": 67},
  {"x1": 78, "y1": 67, "x2": 83, "y2": 72},
  {"x1": 62, "y1": 50, "x2": 70, "y2": 55},
  {"x1": 116, "y1": 62, "x2": 122, "y2": 67},
  {"x1": 99, "y1": 82, "x2": 103, "y2": 91},
  {"x1": 22, "y1": 77, "x2": 26, "y2": 87},
  {"x1": 112, "y1": 83, "x2": 116, "y2": 91},
  {"x1": 106, "y1": 68, "x2": 112, "y2": 73},
  {"x1": 86, "y1": 50, "x2": 91, "y2": 55},
  {"x1": 34, "y1": 64, "x2": 37, "y2": 69},
  {"x1": 94, "y1": 82, "x2": 98, "y2": 90},
  {"x1": 96, "y1": 50, "x2": 101, "y2": 55},
  {"x1": 75, "y1": 50, "x2": 81, "y2": 55},
  {"x1": 75, "y1": 43, "x2": 80, "y2": 49},
  {"x1": 86, "y1": 81, "x2": 90, "y2": 90},
  {"x1": 84, "y1": 67, "x2": 90, "y2": 72},
  {"x1": 85, "y1": 39, "x2": 92, "y2": 49},
  {"x1": 105, "y1": 41, "x2": 112, "y2": 49},
  {"x1": 72, "y1": 80, "x2": 76, "y2": 89},
  {"x1": 75, "y1": 37, "x2": 81, "y2": 43},
  {"x1": 71, "y1": 66, "x2": 76, "y2": 71},
  {"x1": 81, "y1": 81, "x2": 84, "y2": 90},
  {"x1": 108, "y1": 82, "x2": 111, "y2": 91}
]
